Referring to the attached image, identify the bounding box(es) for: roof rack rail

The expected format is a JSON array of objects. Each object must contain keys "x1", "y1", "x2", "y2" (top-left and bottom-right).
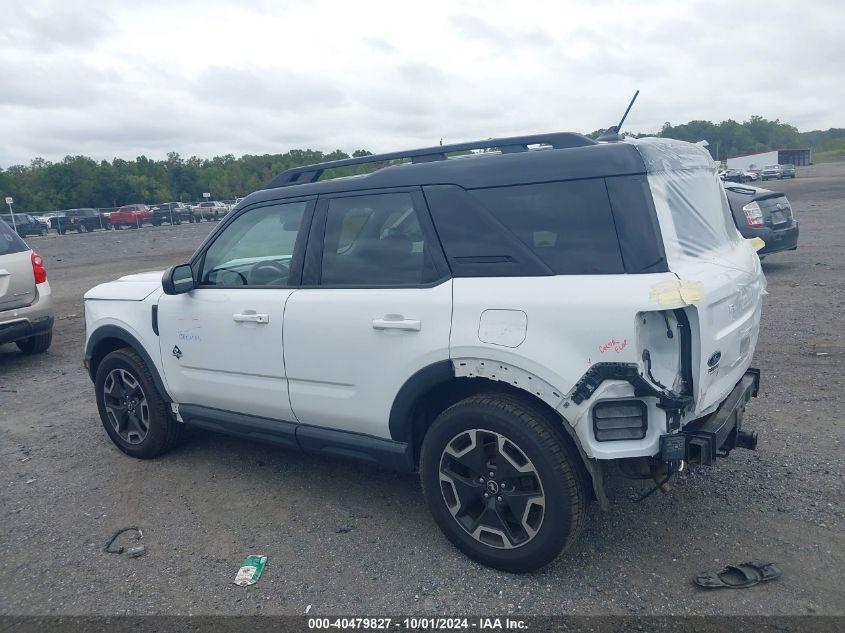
[{"x1": 266, "y1": 132, "x2": 596, "y2": 188}]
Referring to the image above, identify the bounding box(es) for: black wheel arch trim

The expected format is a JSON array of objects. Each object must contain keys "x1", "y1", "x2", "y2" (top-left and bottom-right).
[
  {"x1": 85, "y1": 324, "x2": 171, "y2": 402},
  {"x1": 388, "y1": 359, "x2": 454, "y2": 444}
]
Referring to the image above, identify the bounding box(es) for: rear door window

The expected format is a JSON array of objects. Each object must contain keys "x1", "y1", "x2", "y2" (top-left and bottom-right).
[
  {"x1": 320, "y1": 192, "x2": 439, "y2": 286},
  {"x1": 467, "y1": 180, "x2": 624, "y2": 274}
]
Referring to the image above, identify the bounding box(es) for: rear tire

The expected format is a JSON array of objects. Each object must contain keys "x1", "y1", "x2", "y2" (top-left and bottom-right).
[
  {"x1": 420, "y1": 393, "x2": 589, "y2": 572},
  {"x1": 95, "y1": 348, "x2": 182, "y2": 459},
  {"x1": 16, "y1": 329, "x2": 52, "y2": 354}
]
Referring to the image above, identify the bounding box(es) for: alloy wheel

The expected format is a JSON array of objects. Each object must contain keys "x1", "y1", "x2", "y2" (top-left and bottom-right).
[
  {"x1": 439, "y1": 429, "x2": 545, "y2": 549},
  {"x1": 103, "y1": 368, "x2": 150, "y2": 444}
]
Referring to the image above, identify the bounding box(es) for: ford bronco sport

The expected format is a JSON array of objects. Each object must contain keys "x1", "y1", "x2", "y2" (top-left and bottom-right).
[{"x1": 84, "y1": 133, "x2": 765, "y2": 572}]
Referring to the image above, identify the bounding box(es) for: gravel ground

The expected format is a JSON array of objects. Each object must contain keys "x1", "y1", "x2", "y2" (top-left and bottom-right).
[{"x1": 1, "y1": 166, "x2": 843, "y2": 617}]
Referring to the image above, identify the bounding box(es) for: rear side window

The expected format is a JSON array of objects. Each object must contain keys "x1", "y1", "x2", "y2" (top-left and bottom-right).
[
  {"x1": 0, "y1": 219, "x2": 28, "y2": 255},
  {"x1": 320, "y1": 193, "x2": 439, "y2": 286},
  {"x1": 467, "y1": 180, "x2": 624, "y2": 274}
]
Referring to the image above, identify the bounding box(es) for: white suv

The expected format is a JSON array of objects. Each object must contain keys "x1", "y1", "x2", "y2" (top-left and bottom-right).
[{"x1": 84, "y1": 133, "x2": 765, "y2": 571}]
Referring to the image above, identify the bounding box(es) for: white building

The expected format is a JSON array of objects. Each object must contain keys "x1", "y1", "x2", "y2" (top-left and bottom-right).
[
  {"x1": 727, "y1": 151, "x2": 779, "y2": 171},
  {"x1": 727, "y1": 148, "x2": 812, "y2": 171}
]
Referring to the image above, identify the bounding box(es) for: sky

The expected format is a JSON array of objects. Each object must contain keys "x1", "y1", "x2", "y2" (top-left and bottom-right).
[{"x1": 1, "y1": 0, "x2": 843, "y2": 166}]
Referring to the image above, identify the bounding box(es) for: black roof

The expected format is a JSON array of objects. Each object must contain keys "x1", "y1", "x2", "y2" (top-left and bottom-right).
[{"x1": 239, "y1": 133, "x2": 649, "y2": 209}]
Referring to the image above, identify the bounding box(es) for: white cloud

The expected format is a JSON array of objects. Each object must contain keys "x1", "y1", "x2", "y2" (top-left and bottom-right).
[{"x1": 1, "y1": 0, "x2": 843, "y2": 165}]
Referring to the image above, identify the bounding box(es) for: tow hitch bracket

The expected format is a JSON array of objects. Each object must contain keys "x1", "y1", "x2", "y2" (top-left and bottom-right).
[{"x1": 661, "y1": 369, "x2": 761, "y2": 466}]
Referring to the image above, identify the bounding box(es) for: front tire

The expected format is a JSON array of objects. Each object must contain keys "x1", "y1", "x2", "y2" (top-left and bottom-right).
[
  {"x1": 420, "y1": 393, "x2": 589, "y2": 572},
  {"x1": 16, "y1": 329, "x2": 52, "y2": 354},
  {"x1": 95, "y1": 348, "x2": 182, "y2": 458}
]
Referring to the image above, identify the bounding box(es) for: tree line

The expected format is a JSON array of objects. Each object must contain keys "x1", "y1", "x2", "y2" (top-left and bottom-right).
[{"x1": 2, "y1": 116, "x2": 843, "y2": 214}]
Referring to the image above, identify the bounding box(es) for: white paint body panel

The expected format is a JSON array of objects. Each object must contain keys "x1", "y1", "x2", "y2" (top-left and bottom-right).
[
  {"x1": 156, "y1": 288, "x2": 296, "y2": 421},
  {"x1": 83, "y1": 271, "x2": 164, "y2": 301},
  {"x1": 283, "y1": 281, "x2": 452, "y2": 438},
  {"x1": 84, "y1": 288, "x2": 170, "y2": 393}
]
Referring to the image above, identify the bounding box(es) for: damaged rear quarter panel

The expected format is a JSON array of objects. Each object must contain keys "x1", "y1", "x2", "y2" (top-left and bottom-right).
[{"x1": 449, "y1": 273, "x2": 684, "y2": 411}]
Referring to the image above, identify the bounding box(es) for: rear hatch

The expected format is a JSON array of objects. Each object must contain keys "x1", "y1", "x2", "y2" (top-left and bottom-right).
[
  {"x1": 0, "y1": 221, "x2": 36, "y2": 311},
  {"x1": 634, "y1": 138, "x2": 766, "y2": 415},
  {"x1": 757, "y1": 194, "x2": 793, "y2": 228}
]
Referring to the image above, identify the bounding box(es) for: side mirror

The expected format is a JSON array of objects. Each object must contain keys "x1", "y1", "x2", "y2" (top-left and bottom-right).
[{"x1": 162, "y1": 264, "x2": 195, "y2": 295}]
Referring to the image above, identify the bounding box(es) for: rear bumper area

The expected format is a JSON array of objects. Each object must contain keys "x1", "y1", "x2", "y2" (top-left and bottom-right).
[
  {"x1": 0, "y1": 315, "x2": 54, "y2": 345},
  {"x1": 760, "y1": 223, "x2": 799, "y2": 254},
  {"x1": 660, "y1": 369, "x2": 760, "y2": 466}
]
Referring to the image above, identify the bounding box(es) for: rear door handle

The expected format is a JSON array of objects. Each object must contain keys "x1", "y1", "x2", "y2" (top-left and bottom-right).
[
  {"x1": 372, "y1": 316, "x2": 421, "y2": 331},
  {"x1": 233, "y1": 312, "x2": 269, "y2": 324}
]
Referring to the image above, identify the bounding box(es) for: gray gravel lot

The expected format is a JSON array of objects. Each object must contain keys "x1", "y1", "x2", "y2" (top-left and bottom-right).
[{"x1": 1, "y1": 167, "x2": 843, "y2": 616}]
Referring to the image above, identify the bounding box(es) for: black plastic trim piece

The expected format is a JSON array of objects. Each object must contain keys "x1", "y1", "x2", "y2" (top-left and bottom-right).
[
  {"x1": 177, "y1": 404, "x2": 414, "y2": 472},
  {"x1": 388, "y1": 360, "x2": 454, "y2": 444},
  {"x1": 569, "y1": 362, "x2": 693, "y2": 414},
  {"x1": 151, "y1": 304, "x2": 159, "y2": 336},
  {"x1": 84, "y1": 325, "x2": 171, "y2": 402},
  {"x1": 297, "y1": 425, "x2": 413, "y2": 472},
  {"x1": 179, "y1": 404, "x2": 299, "y2": 450},
  {"x1": 592, "y1": 399, "x2": 648, "y2": 442},
  {"x1": 0, "y1": 315, "x2": 53, "y2": 345}
]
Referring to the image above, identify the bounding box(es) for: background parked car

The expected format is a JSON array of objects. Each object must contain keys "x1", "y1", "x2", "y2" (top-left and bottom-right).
[
  {"x1": 0, "y1": 218, "x2": 53, "y2": 354},
  {"x1": 109, "y1": 204, "x2": 153, "y2": 229},
  {"x1": 51, "y1": 208, "x2": 110, "y2": 233},
  {"x1": 0, "y1": 213, "x2": 48, "y2": 237},
  {"x1": 197, "y1": 200, "x2": 229, "y2": 221},
  {"x1": 150, "y1": 202, "x2": 190, "y2": 225},
  {"x1": 744, "y1": 170, "x2": 759, "y2": 181},
  {"x1": 723, "y1": 183, "x2": 798, "y2": 258},
  {"x1": 723, "y1": 168, "x2": 750, "y2": 183},
  {"x1": 32, "y1": 213, "x2": 57, "y2": 230},
  {"x1": 761, "y1": 164, "x2": 796, "y2": 180}
]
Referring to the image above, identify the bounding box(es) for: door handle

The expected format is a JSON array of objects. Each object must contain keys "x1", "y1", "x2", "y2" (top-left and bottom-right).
[
  {"x1": 372, "y1": 316, "x2": 421, "y2": 331},
  {"x1": 233, "y1": 312, "x2": 269, "y2": 324}
]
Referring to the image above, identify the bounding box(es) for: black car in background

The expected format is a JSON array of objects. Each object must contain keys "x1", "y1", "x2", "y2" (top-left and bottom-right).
[
  {"x1": 722, "y1": 169, "x2": 750, "y2": 183},
  {"x1": 150, "y1": 202, "x2": 190, "y2": 225},
  {"x1": 723, "y1": 183, "x2": 798, "y2": 257},
  {"x1": 0, "y1": 213, "x2": 48, "y2": 237},
  {"x1": 51, "y1": 208, "x2": 111, "y2": 233}
]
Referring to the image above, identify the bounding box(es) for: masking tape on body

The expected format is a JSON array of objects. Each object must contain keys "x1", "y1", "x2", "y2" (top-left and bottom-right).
[{"x1": 650, "y1": 279, "x2": 705, "y2": 307}]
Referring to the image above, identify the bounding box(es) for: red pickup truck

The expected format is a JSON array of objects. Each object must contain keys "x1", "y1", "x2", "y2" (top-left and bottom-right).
[{"x1": 109, "y1": 204, "x2": 153, "y2": 229}]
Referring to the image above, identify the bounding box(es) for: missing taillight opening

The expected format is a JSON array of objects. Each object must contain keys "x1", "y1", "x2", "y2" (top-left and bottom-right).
[
  {"x1": 742, "y1": 201, "x2": 765, "y2": 228},
  {"x1": 32, "y1": 252, "x2": 47, "y2": 283}
]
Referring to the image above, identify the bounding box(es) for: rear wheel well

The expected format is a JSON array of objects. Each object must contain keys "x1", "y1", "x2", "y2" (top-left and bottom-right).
[
  {"x1": 407, "y1": 376, "x2": 603, "y2": 504},
  {"x1": 408, "y1": 378, "x2": 575, "y2": 460}
]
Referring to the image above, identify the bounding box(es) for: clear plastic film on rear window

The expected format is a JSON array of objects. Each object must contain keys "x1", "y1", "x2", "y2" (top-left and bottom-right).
[{"x1": 630, "y1": 137, "x2": 742, "y2": 265}]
